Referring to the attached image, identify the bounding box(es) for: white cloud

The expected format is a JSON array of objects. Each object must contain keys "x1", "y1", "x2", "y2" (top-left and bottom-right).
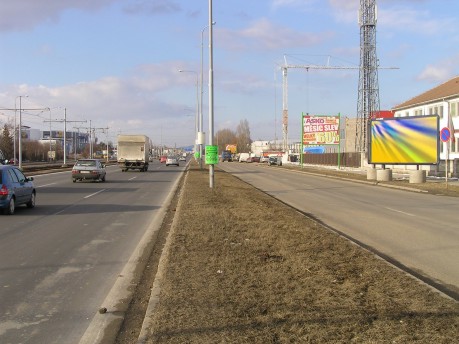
[
  {"x1": 0, "y1": 0, "x2": 117, "y2": 31},
  {"x1": 271, "y1": 0, "x2": 317, "y2": 10},
  {"x1": 417, "y1": 56, "x2": 459, "y2": 83},
  {"x1": 0, "y1": 61, "x2": 197, "y2": 145},
  {"x1": 218, "y1": 18, "x2": 333, "y2": 52},
  {"x1": 123, "y1": 0, "x2": 182, "y2": 15}
]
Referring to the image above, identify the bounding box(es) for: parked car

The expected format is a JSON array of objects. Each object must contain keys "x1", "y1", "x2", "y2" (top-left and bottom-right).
[
  {"x1": 160, "y1": 155, "x2": 167, "y2": 163},
  {"x1": 72, "y1": 159, "x2": 106, "y2": 182},
  {"x1": 247, "y1": 156, "x2": 261, "y2": 163},
  {"x1": 179, "y1": 156, "x2": 186, "y2": 161},
  {"x1": 166, "y1": 156, "x2": 179, "y2": 166},
  {"x1": 268, "y1": 156, "x2": 283, "y2": 166},
  {"x1": 260, "y1": 156, "x2": 269, "y2": 163},
  {"x1": 238, "y1": 153, "x2": 250, "y2": 162},
  {"x1": 0, "y1": 165, "x2": 36, "y2": 215}
]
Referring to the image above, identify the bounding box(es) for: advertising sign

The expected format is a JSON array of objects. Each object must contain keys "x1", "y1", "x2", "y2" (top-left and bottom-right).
[
  {"x1": 205, "y1": 145, "x2": 218, "y2": 165},
  {"x1": 302, "y1": 115, "x2": 340, "y2": 145},
  {"x1": 369, "y1": 115, "x2": 439, "y2": 165},
  {"x1": 225, "y1": 144, "x2": 237, "y2": 154}
]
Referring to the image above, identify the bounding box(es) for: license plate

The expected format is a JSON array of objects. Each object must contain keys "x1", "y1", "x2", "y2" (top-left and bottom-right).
[{"x1": 81, "y1": 171, "x2": 90, "y2": 173}]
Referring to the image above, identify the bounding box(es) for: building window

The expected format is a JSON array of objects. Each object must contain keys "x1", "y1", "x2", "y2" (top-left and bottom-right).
[
  {"x1": 450, "y1": 102, "x2": 458, "y2": 117},
  {"x1": 427, "y1": 105, "x2": 444, "y2": 118},
  {"x1": 452, "y1": 140, "x2": 456, "y2": 153}
]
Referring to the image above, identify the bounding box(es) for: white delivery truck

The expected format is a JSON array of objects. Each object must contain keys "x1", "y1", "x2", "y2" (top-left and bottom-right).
[{"x1": 117, "y1": 135, "x2": 150, "y2": 172}]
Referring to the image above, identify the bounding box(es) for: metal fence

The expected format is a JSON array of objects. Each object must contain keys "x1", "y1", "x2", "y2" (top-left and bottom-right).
[{"x1": 302, "y1": 152, "x2": 361, "y2": 168}]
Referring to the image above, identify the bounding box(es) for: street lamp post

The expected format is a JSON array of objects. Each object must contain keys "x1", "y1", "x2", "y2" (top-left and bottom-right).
[
  {"x1": 18, "y1": 95, "x2": 28, "y2": 169},
  {"x1": 209, "y1": 0, "x2": 215, "y2": 188},
  {"x1": 200, "y1": 21, "x2": 216, "y2": 170},
  {"x1": 179, "y1": 70, "x2": 199, "y2": 157}
]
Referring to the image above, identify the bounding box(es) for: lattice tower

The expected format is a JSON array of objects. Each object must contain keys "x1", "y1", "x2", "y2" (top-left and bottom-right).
[{"x1": 356, "y1": 0, "x2": 380, "y2": 153}]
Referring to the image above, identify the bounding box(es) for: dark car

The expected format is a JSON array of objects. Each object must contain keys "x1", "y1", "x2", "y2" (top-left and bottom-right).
[
  {"x1": 247, "y1": 156, "x2": 261, "y2": 163},
  {"x1": 0, "y1": 165, "x2": 36, "y2": 215},
  {"x1": 268, "y1": 156, "x2": 282, "y2": 166},
  {"x1": 72, "y1": 159, "x2": 106, "y2": 182}
]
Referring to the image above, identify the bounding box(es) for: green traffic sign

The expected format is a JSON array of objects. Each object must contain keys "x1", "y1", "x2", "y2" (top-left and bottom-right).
[{"x1": 205, "y1": 145, "x2": 218, "y2": 165}]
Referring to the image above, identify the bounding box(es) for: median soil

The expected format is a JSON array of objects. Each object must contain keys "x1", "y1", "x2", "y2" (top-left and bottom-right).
[{"x1": 117, "y1": 161, "x2": 459, "y2": 343}]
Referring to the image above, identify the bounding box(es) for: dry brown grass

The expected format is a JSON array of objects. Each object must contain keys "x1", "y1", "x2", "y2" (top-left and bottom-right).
[{"x1": 144, "y1": 162, "x2": 459, "y2": 343}]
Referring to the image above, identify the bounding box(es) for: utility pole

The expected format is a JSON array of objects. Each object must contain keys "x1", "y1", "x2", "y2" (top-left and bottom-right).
[
  {"x1": 76, "y1": 123, "x2": 109, "y2": 158},
  {"x1": 44, "y1": 110, "x2": 86, "y2": 165}
]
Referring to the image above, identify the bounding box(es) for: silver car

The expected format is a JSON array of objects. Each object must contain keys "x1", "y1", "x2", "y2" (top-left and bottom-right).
[
  {"x1": 72, "y1": 159, "x2": 106, "y2": 182},
  {"x1": 165, "y1": 156, "x2": 179, "y2": 166}
]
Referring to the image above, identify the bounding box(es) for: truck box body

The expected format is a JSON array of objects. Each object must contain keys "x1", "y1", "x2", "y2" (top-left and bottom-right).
[{"x1": 117, "y1": 135, "x2": 150, "y2": 171}]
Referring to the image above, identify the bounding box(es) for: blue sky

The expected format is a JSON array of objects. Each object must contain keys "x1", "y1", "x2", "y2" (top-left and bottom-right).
[{"x1": 1, "y1": 0, "x2": 458, "y2": 147}]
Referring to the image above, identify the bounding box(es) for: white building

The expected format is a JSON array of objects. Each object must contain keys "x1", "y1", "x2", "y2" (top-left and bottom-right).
[{"x1": 391, "y1": 76, "x2": 459, "y2": 176}]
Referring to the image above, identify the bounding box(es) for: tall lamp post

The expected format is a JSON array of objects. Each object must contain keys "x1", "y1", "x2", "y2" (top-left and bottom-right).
[
  {"x1": 179, "y1": 70, "x2": 199, "y2": 157},
  {"x1": 200, "y1": 21, "x2": 216, "y2": 169},
  {"x1": 18, "y1": 95, "x2": 28, "y2": 169},
  {"x1": 208, "y1": 0, "x2": 215, "y2": 188}
]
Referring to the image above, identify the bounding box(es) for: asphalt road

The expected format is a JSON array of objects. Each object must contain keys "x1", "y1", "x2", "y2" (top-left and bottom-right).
[
  {"x1": 0, "y1": 160, "x2": 186, "y2": 343},
  {"x1": 218, "y1": 162, "x2": 459, "y2": 299}
]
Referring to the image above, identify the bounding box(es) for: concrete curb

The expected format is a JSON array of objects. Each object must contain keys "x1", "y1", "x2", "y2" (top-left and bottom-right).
[
  {"x1": 283, "y1": 165, "x2": 428, "y2": 193},
  {"x1": 136, "y1": 169, "x2": 189, "y2": 343},
  {"x1": 78, "y1": 170, "x2": 184, "y2": 344}
]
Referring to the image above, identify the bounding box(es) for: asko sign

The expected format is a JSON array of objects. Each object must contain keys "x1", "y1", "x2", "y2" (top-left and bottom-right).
[{"x1": 302, "y1": 115, "x2": 340, "y2": 145}]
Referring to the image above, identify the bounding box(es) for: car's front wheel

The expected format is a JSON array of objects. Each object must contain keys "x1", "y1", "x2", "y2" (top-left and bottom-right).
[
  {"x1": 26, "y1": 192, "x2": 36, "y2": 208},
  {"x1": 4, "y1": 197, "x2": 15, "y2": 215}
]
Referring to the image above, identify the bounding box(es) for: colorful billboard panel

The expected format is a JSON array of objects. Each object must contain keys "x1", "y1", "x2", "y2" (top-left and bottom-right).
[
  {"x1": 303, "y1": 115, "x2": 340, "y2": 145},
  {"x1": 369, "y1": 115, "x2": 439, "y2": 165}
]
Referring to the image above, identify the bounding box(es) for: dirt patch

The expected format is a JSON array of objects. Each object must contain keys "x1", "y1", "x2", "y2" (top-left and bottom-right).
[{"x1": 116, "y1": 161, "x2": 459, "y2": 343}]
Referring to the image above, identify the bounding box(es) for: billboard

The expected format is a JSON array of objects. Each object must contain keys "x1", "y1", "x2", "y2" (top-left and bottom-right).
[
  {"x1": 302, "y1": 115, "x2": 340, "y2": 145},
  {"x1": 369, "y1": 115, "x2": 439, "y2": 165}
]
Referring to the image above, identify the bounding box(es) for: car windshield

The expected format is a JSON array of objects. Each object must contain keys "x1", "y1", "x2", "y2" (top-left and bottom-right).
[{"x1": 76, "y1": 160, "x2": 96, "y2": 167}]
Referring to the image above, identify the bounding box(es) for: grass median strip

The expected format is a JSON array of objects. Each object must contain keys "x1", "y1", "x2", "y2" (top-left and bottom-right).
[{"x1": 146, "y1": 162, "x2": 459, "y2": 343}]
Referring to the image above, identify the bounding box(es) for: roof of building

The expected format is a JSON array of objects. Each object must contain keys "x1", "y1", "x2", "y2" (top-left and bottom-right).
[{"x1": 392, "y1": 75, "x2": 459, "y2": 111}]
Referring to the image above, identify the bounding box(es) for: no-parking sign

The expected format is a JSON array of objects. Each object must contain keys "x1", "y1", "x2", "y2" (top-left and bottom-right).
[{"x1": 440, "y1": 127, "x2": 451, "y2": 142}]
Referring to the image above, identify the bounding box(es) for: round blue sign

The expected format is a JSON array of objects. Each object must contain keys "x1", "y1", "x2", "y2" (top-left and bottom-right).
[{"x1": 440, "y1": 127, "x2": 451, "y2": 142}]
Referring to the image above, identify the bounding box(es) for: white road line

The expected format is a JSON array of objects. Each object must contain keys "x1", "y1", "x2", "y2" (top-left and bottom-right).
[
  {"x1": 36, "y1": 183, "x2": 57, "y2": 188},
  {"x1": 84, "y1": 189, "x2": 106, "y2": 199},
  {"x1": 128, "y1": 176, "x2": 137, "y2": 181},
  {"x1": 385, "y1": 207, "x2": 415, "y2": 217}
]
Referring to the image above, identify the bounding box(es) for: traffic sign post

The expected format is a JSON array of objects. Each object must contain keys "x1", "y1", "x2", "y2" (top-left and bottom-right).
[
  {"x1": 440, "y1": 127, "x2": 452, "y2": 188},
  {"x1": 205, "y1": 145, "x2": 218, "y2": 165},
  {"x1": 440, "y1": 127, "x2": 451, "y2": 142}
]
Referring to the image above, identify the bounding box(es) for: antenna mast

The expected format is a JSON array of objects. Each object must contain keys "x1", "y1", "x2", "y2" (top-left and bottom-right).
[{"x1": 356, "y1": 0, "x2": 380, "y2": 153}]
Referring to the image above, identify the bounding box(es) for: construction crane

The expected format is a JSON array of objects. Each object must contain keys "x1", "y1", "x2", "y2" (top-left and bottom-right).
[
  {"x1": 280, "y1": 1, "x2": 395, "y2": 154},
  {"x1": 280, "y1": 56, "x2": 360, "y2": 152}
]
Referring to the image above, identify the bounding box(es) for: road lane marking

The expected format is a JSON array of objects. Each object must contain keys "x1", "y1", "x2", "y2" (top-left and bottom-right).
[
  {"x1": 36, "y1": 183, "x2": 57, "y2": 188},
  {"x1": 128, "y1": 176, "x2": 137, "y2": 181},
  {"x1": 84, "y1": 189, "x2": 106, "y2": 199},
  {"x1": 385, "y1": 207, "x2": 415, "y2": 217}
]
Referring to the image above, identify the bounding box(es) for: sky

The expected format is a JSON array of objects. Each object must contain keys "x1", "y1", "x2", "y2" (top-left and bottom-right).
[{"x1": 1, "y1": 0, "x2": 458, "y2": 147}]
